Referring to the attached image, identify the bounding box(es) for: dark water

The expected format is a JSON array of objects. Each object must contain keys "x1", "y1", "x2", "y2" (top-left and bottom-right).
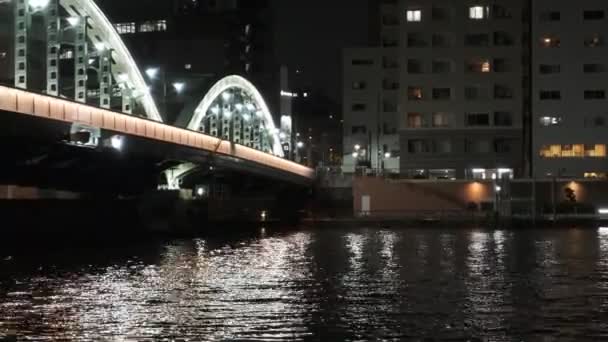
[{"x1": 2, "y1": 227, "x2": 608, "y2": 341}]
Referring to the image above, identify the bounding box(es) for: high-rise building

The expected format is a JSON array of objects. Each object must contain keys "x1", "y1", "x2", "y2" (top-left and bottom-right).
[
  {"x1": 96, "y1": 0, "x2": 277, "y2": 123},
  {"x1": 532, "y1": 1, "x2": 608, "y2": 178},
  {"x1": 343, "y1": 0, "x2": 527, "y2": 180}
]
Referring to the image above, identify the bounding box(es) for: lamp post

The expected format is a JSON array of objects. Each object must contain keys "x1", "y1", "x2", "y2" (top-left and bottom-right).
[{"x1": 145, "y1": 67, "x2": 213, "y2": 121}]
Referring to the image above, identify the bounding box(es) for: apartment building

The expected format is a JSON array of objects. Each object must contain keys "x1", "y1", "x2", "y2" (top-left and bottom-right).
[
  {"x1": 343, "y1": 0, "x2": 526, "y2": 179},
  {"x1": 533, "y1": 1, "x2": 608, "y2": 178},
  {"x1": 342, "y1": 48, "x2": 401, "y2": 172}
]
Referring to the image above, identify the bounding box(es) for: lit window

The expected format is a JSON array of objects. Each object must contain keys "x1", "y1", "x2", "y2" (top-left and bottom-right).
[
  {"x1": 407, "y1": 113, "x2": 424, "y2": 128},
  {"x1": 541, "y1": 36, "x2": 560, "y2": 48},
  {"x1": 469, "y1": 6, "x2": 489, "y2": 20},
  {"x1": 156, "y1": 20, "x2": 167, "y2": 32},
  {"x1": 115, "y1": 22, "x2": 136, "y2": 34},
  {"x1": 481, "y1": 61, "x2": 491, "y2": 72},
  {"x1": 585, "y1": 172, "x2": 607, "y2": 179},
  {"x1": 59, "y1": 49, "x2": 73, "y2": 60},
  {"x1": 407, "y1": 10, "x2": 422, "y2": 22},
  {"x1": 408, "y1": 87, "x2": 424, "y2": 100},
  {"x1": 539, "y1": 144, "x2": 607, "y2": 158},
  {"x1": 139, "y1": 20, "x2": 167, "y2": 33},
  {"x1": 539, "y1": 116, "x2": 562, "y2": 126},
  {"x1": 432, "y1": 112, "x2": 451, "y2": 127}
]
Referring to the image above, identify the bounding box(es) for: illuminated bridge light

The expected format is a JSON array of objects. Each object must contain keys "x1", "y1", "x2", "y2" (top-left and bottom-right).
[{"x1": 188, "y1": 75, "x2": 285, "y2": 157}]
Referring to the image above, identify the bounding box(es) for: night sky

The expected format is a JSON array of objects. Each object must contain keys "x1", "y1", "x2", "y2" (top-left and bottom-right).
[
  {"x1": 271, "y1": 0, "x2": 372, "y2": 102},
  {"x1": 97, "y1": 0, "x2": 373, "y2": 105}
]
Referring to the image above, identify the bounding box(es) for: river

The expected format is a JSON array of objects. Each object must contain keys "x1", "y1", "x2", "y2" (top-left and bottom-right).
[{"x1": 1, "y1": 226, "x2": 608, "y2": 341}]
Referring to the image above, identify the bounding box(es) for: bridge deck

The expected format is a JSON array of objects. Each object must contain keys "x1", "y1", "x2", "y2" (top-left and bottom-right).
[{"x1": 0, "y1": 85, "x2": 314, "y2": 180}]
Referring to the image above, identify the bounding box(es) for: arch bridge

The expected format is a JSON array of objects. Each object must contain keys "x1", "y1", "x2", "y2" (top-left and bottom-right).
[{"x1": 0, "y1": 0, "x2": 312, "y2": 192}]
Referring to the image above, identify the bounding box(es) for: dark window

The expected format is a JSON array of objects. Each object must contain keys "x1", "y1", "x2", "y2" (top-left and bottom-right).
[
  {"x1": 351, "y1": 126, "x2": 367, "y2": 134},
  {"x1": 494, "y1": 139, "x2": 513, "y2": 153},
  {"x1": 352, "y1": 81, "x2": 367, "y2": 90},
  {"x1": 494, "y1": 31, "x2": 514, "y2": 46},
  {"x1": 465, "y1": 33, "x2": 490, "y2": 47},
  {"x1": 408, "y1": 140, "x2": 430, "y2": 154},
  {"x1": 352, "y1": 59, "x2": 374, "y2": 66},
  {"x1": 584, "y1": 64, "x2": 606, "y2": 73},
  {"x1": 540, "y1": 64, "x2": 561, "y2": 74},
  {"x1": 352, "y1": 104, "x2": 367, "y2": 111},
  {"x1": 407, "y1": 59, "x2": 423, "y2": 73},
  {"x1": 432, "y1": 88, "x2": 452, "y2": 100},
  {"x1": 466, "y1": 113, "x2": 490, "y2": 126},
  {"x1": 494, "y1": 112, "x2": 513, "y2": 126},
  {"x1": 584, "y1": 10, "x2": 605, "y2": 20},
  {"x1": 584, "y1": 90, "x2": 606, "y2": 99},
  {"x1": 540, "y1": 11, "x2": 560, "y2": 21},
  {"x1": 494, "y1": 85, "x2": 514, "y2": 99},
  {"x1": 540, "y1": 90, "x2": 561, "y2": 100}
]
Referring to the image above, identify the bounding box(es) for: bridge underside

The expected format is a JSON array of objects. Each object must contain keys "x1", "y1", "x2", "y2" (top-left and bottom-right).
[{"x1": 0, "y1": 110, "x2": 311, "y2": 197}]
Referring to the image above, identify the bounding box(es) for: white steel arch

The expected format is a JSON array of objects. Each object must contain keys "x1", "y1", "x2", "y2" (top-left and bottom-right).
[
  {"x1": 60, "y1": 0, "x2": 162, "y2": 122},
  {"x1": 188, "y1": 75, "x2": 284, "y2": 157}
]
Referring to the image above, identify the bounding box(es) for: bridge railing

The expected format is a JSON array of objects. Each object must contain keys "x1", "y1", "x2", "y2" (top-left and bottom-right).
[{"x1": 0, "y1": 85, "x2": 314, "y2": 180}]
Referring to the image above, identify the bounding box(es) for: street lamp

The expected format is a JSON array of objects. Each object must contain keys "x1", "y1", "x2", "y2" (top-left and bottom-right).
[
  {"x1": 296, "y1": 141, "x2": 304, "y2": 149},
  {"x1": 173, "y1": 82, "x2": 185, "y2": 94},
  {"x1": 384, "y1": 152, "x2": 392, "y2": 159},
  {"x1": 110, "y1": 135, "x2": 124, "y2": 151},
  {"x1": 354, "y1": 144, "x2": 361, "y2": 151},
  {"x1": 145, "y1": 67, "x2": 159, "y2": 79}
]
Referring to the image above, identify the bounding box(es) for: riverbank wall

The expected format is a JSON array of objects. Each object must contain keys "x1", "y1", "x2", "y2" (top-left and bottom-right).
[{"x1": 351, "y1": 177, "x2": 608, "y2": 223}]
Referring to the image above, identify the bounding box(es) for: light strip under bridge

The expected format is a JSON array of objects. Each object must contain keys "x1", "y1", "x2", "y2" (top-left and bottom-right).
[{"x1": 0, "y1": 85, "x2": 314, "y2": 181}]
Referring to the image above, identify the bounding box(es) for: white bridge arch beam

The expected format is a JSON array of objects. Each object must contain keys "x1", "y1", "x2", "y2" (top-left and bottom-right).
[
  {"x1": 188, "y1": 75, "x2": 284, "y2": 157},
  {"x1": 59, "y1": 0, "x2": 162, "y2": 122}
]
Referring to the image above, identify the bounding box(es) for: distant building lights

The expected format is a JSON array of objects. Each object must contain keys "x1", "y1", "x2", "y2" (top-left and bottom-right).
[{"x1": 280, "y1": 90, "x2": 298, "y2": 98}]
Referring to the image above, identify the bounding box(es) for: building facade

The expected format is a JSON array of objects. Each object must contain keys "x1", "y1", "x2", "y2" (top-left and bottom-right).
[
  {"x1": 532, "y1": 1, "x2": 608, "y2": 178},
  {"x1": 96, "y1": 0, "x2": 277, "y2": 124},
  {"x1": 343, "y1": 0, "x2": 527, "y2": 180}
]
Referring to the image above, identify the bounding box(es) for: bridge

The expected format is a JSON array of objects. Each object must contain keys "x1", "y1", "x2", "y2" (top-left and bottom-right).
[{"x1": 0, "y1": 0, "x2": 314, "y2": 199}]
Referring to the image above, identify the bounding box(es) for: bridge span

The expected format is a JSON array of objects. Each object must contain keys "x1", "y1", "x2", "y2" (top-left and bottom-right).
[{"x1": 0, "y1": 85, "x2": 314, "y2": 188}]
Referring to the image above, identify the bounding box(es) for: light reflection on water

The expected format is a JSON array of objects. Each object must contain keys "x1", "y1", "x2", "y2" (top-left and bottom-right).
[{"x1": 2, "y1": 227, "x2": 608, "y2": 341}]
